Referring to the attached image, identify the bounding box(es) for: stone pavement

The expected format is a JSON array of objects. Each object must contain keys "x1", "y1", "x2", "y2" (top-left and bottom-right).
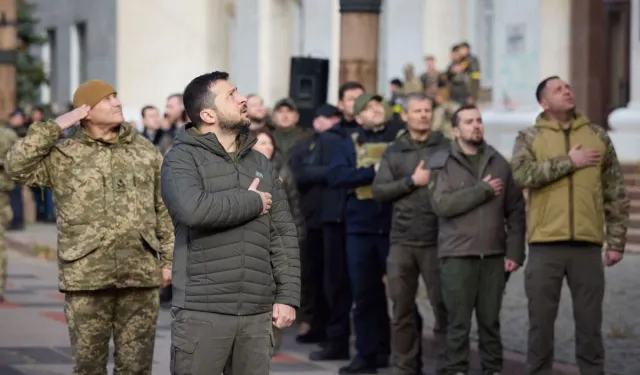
[{"x1": 6, "y1": 224, "x2": 636, "y2": 374}]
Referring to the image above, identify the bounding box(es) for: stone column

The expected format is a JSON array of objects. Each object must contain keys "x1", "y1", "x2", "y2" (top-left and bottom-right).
[
  {"x1": 0, "y1": 0, "x2": 16, "y2": 120},
  {"x1": 339, "y1": 0, "x2": 381, "y2": 93}
]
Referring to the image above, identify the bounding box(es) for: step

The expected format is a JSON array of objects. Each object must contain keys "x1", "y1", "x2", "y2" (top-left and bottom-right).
[
  {"x1": 625, "y1": 227, "x2": 640, "y2": 245},
  {"x1": 625, "y1": 242, "x2": 640, "y2": 253},
  {"x1": 628, "y1": 213, "x2": 640, "y2": 229}
]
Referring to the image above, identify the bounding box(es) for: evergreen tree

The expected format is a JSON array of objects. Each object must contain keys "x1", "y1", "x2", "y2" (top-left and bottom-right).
[{"x1": 16, "y1": 0, "x2": 47, "y2": 111}]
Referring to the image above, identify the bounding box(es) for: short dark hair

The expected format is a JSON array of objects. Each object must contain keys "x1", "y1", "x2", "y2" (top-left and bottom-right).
[
  {"x1": 338, "y1": 81, "x2": 364, "y2": 100},
  {"x1": 141, "y1": 105, "x2": 157, "y2": 119},
  {"x1": 535, "y1": 76, "x2": 560, "y2": 103},
  {"x1": 451, "y1": 104, "x2": 479, "y2": 127},
  {"x1": 390, "y1": 78, "x2": 403, "y2": 87},
  {"x1": 183, "y1": 71, "x2": 229, "y2": 126},
  {"x1": 451, "y1": 45, "x2": 461, "y2": 52}
]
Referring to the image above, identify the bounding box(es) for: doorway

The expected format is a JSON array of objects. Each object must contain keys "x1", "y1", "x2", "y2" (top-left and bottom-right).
[{"x1": 603, "y1": 0, "x2": 631, "y2": 126}]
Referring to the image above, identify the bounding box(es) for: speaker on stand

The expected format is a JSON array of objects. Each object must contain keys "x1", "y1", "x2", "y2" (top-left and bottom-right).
[{"x1": 288, "y1": 57, "x2": 330, "y2": 128}]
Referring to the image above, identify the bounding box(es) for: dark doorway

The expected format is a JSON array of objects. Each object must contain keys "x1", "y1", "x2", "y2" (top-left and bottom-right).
[{"x1": 603, "y1": 0, "x2": 631, "y2": 127}]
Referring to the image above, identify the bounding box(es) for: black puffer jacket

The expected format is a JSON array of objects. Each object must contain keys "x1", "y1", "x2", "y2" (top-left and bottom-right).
[{"x1": 160, "y1": 124, "x2": 301, "y2": 315}]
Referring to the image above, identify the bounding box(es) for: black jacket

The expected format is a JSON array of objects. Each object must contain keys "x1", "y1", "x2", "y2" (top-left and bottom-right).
[
  {"x1": 372, "y1": 131, "x2": 450, "y2": 246},
  {"x1": 288, "y1": 133, "x2": 324, "y2": 230},
  {"x1": 160, "y1": 125, "x2": 301, "y2": 315}
]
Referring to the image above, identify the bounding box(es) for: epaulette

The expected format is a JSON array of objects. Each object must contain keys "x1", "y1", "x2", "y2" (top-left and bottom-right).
[{"x1": 427, "y1": 149, "x2": 449, "y2": 169}]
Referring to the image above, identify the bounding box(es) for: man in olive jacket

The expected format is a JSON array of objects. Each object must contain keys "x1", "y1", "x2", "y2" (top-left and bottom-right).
[
  {"x1": 428, "y1": 104, "x2": 526, "y2": 375},
  {"x1": 160, "y1": 71, "x2": 301, "y2": 375},
  {"x1": 512, "y1": 77, "x2": 629, "y2": 375},
  {"x1": 372, "y1": 93, "x2": 449, "y2": 375}
]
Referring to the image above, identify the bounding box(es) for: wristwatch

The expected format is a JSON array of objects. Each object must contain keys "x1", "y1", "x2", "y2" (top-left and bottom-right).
[{"x1": 406, "y1": 176, "x2": 415, "y2": 187}]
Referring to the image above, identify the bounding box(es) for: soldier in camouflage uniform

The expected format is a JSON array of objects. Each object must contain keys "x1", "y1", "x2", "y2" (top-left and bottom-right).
[
  {"x1": 0, "y1": 126, "x2": 18, "y2": 302},
  {"x1": 511, "y1": 76, "x2": 630, "y2": 375},
  {"x1": 5, "y1": 80, "x2": 175, "y2": 375}
]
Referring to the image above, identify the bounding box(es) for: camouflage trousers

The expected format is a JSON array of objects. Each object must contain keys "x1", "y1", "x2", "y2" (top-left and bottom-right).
[
  {"x1": 0, "y1": 197, "x2": 13, "y2": 298},
  {"x1": 64, "y1": 287, "x2": 160, "y2": 375}
]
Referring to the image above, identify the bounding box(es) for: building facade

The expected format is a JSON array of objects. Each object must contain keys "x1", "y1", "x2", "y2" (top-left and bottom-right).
[{"x1": 31, "y1": 0, "x2": 639, "y2": 161}]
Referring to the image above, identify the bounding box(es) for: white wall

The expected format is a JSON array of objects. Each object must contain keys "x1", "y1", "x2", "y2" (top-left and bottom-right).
[
  {"x1": 608, "y1": 0, "x2": 640, "y2": 162},
  {"x1": 116, "y1": 0, "x2": 226, "y2": 112}
]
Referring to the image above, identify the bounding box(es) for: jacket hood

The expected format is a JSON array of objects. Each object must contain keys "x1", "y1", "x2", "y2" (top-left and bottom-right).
[
  {"x1": 66, "y1": 122, "x2": 137, "y2": 145},
  {"x1": 534, "y1": 111, "x2": 591, "y2": 131},
  {"x1": 326, "y1": 118, "x2": 358, "y2": 137},
  {"x1": 173, "y1": 123, "x2": 257, "y2": 158},
  {"x1": 396, "y1": 130, "x2": 448, "y2": 151}
]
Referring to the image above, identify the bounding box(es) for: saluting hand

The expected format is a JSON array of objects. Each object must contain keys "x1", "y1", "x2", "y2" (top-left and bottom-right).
[{"x1": 55, "y1": 105, "x2": 90, "y2": 130}]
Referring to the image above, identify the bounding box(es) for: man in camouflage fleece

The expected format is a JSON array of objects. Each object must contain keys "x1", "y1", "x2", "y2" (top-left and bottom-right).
[
  {"x1": 0, "y1": 126, "x2": 18, "y2": 302},
  {"x1": 5, "y1": 80, "x2": 174, "y2": 375},
  {"x1": 511, "y1": 76, "x2": 630, "y2": 375}
]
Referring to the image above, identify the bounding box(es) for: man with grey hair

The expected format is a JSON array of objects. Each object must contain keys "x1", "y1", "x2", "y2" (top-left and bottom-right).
[
  {"x1": 160, "y1": 71, "x2": 301, "y2": 375},
  {"x1": 372, "y1": 93, "x2": 450, "y2": 375}
]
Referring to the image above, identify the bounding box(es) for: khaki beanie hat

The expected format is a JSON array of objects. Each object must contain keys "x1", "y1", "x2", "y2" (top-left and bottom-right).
[{"x1": 72, "y1": 80, "x2": 117, "y2": 108}]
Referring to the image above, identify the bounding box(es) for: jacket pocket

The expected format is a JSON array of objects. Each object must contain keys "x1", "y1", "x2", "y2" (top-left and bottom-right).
[
  {"x1": 55, "y1": 168, "x2": 105, "y2": 225},
  {"x1": 57, "y1": 224, "x2": 103, "y2": 262},
  {"x1": 170, "y1": 329, "x2": 197, "y2": 375}
]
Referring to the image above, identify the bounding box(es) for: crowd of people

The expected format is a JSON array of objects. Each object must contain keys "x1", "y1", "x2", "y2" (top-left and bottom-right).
[{"x1": 0, "y1": 45, "x2": 630, "y2": 375}]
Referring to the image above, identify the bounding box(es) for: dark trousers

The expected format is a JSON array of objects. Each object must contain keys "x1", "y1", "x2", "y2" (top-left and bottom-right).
[
  {"x1": 525, "y1": 243, "x2": 604, "y2": 375},
  {"x1": 440, "y1": 255, "x2": 505, "y2": 374},
  {"x1": 346, "y1": 233, "x2": 391, "y2": 364},
  {"x1": 171, "y1": 308, "x2": 273, "y2": 375},
  {"x1": 9, "y1": 185, "x2": 23, "y2": 229},
  {"x1": 322, "y1": 223, "x2": 352, "y2": 349},
  {"x1": 299, "y1": 228, "x2": 328, "y2": 330},
  {"x1": 30, "y1": 186, "x2": 55, "y2": 221},
  {"x1": 387, "y1": 244, "x2": 447, "y2": 375}
]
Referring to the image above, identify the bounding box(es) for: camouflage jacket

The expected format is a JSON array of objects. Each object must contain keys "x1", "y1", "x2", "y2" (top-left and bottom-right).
[
  {"x1": 5, "y1": 121, "x2": 175, "y2": 291},
  {"x1": 511, "y1": 113, "x2": 630, "y2": 252},
  {"x1": 0, "y1": 127, "x2": 18, "y2": 192}
]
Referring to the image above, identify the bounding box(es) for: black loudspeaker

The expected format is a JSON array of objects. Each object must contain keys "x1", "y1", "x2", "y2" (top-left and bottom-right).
[{"x1": 288, "y1": 57, "x2": 330, "y2": 128}]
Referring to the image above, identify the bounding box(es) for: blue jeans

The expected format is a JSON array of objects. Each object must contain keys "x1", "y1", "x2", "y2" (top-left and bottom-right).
[{"x1": 345, "y1": 233, "x2": 391, "y2": 364}]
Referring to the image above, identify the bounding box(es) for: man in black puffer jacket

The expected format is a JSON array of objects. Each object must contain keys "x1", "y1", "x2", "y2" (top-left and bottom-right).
[{"x1": 160, "y1": 71, "x2": 301, "y2": 375}]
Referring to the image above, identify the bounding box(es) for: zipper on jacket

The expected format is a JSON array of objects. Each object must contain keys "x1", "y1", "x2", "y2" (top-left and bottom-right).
[
  {"x1": 233, "y1": 157, "x2": 246, "y2": 315},
  {"x1": 477, "y1": 159, "x2": 485, "y2": 260},
  {"x1": 564, "y1": 132, "x2": 575, "y2": 239}
]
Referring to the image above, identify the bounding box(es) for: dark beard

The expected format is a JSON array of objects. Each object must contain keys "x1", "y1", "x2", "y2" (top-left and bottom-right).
[{"x1": 219, "y1": 117, "x2": 250, "y2": 134}]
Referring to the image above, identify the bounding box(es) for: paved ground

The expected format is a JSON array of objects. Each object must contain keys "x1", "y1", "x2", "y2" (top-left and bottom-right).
[{"x1": 7, "y1": 225, "x2": 635, "y2": 374}]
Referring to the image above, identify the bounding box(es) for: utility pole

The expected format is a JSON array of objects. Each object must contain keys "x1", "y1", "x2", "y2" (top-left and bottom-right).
[
  {"x1": 338, "y1": 0, "x2": 382, "y2": 93},
  {"x1": 0, "y1": 0, "x2": 16, "y2": 120}
]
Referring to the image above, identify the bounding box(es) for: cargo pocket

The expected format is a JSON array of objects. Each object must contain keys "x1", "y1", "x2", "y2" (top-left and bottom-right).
[{"x1": 170, "y1": 330, "x2": 197, "y2": 375}]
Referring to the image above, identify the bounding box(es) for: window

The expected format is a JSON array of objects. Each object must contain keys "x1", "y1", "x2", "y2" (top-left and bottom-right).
[
  {"x1": 69, "y1": 22, "x2": 87, "y2": 98},
  {"x1": 477, "y1": 0, "x2": 494, "y2": 88},
  {"x1": 44, "y1": 28, "x2": 56, "y2": 105}
]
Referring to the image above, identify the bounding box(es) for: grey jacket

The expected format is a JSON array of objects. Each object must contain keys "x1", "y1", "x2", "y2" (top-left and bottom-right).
[
  {"x1": 372, "y1": 131, "x2": 450, "y2": 247},
  {"x1": 160, "y1": 124, "x2": 301, "y2": 315},
  {"x1": 428, "y1": 142, "x2": 526, "y2": 263}
]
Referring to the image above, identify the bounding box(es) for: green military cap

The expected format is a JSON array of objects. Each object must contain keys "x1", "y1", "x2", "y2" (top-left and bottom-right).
[{"x1": 353, "y1": 93, "x2": 384, "y2": 116}]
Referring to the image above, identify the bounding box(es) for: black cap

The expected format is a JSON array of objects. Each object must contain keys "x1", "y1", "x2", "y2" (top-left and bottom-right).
[
  {"x1": 273, "y1": 98, "x2": 297, "y2": 111},
  {"x1": 314, "y1": 104, "x2": 340, "y2": 119}
]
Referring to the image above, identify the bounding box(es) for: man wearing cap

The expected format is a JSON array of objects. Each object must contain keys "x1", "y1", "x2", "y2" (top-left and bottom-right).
[
  {"x1": 5, "y1": 80, "x2": 174, "y2": 374},
  {"x1": 289, "y1": 103, "x2": 341, "y2": 343},
  {"x1": 327, "y1": 92, "x2": 404, "y2": 374},
  {"x1": 271, "y1": 98, "x2": 310, "y2": 159}
]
